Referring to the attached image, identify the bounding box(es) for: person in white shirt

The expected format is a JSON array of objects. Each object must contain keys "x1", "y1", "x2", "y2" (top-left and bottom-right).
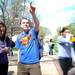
[{"x1": 57, "y1": 27, "x2": 73, "y2": 75}]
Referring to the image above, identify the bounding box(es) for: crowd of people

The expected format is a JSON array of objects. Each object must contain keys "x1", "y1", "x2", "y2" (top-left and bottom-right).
[{"x1": 0, "y1": 2, "x2": 75, "y2": 75}]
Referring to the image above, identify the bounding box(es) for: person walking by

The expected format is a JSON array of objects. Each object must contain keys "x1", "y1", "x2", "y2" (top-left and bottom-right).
[
  {"x1": 15, "y1": 3, "x2": 41, "y2": 75},
  {"x1": 0, "y1": 21, "x2": 15, "y2": 75},
  {"x1": 49, "y1": 39, "x2": 54, "y2": 55},
  {"x1": 57, "y1": 27, "x2": 73, "y2": 75}
]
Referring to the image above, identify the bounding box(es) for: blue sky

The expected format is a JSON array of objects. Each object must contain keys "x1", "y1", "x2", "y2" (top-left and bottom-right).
[{"x1": 33, "y1": 0, "x2": 75, "y2": 36}]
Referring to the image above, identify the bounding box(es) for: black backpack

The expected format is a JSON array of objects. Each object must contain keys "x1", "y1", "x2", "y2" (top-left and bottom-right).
[{"x1": 5, "y1": 36, "x2": 15, "y2": 48}]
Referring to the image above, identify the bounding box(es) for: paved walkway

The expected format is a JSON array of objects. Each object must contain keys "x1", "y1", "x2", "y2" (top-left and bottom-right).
[
  {"x1": 8, "y1": 55, "x2": 63, "y2": 75},
  {"x1": 40, "y1": 56, "x2": 63, "y2": 75}
]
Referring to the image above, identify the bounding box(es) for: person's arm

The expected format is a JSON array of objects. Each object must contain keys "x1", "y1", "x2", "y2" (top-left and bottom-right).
[
  {"x1": 29, "y1": 3, "x2": 39, "y2": 32},
  {"x1": 1, "y1": 47, "x2": 10, "y2": 53},
  {"x1": 58, "y1": 36, "x2": 72, "y2": 45}
]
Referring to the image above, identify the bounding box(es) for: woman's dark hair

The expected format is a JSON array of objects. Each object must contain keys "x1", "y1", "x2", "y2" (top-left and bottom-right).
[
  {"x1": 61, "y1": 27, "x2": 69, "y2": 33},
  {"x1": 0, "y1": 21, "x2": 6, "y2": 38}
]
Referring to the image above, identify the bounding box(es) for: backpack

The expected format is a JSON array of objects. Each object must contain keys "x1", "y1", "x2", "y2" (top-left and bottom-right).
[
  {"x1": 38, "y1": 40, "x2": 43, "y2": 60},
  {"x1": 5, "y1": 36, "x2": 15, "y2": 48}
]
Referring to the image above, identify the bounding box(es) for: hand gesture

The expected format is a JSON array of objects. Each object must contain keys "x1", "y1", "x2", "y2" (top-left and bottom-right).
[{"x1": 29, "y1": 2, "x2": 36, "y2": 15}]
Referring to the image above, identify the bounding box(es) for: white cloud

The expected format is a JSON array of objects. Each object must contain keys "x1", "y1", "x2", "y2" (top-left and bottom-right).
[{"x1": 34, "y1": 0, "x2": 75, "y2": 36}]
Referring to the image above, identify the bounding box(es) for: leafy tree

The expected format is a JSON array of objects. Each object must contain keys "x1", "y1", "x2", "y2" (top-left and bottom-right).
[
  {"x1": 0, "y1": 0, "x2": 51, "y2": 37},
  {"x1": 39, "y1": 26, "x2": 51, "y2": 37},
  {"x1": 67, "y1": 23, "x2": 75, "y2": 35},
  {"x1": 53, "y1": 34, "x2": 58, "y2": 55},
  {"x1": 0, "y1": 0, "x2": 9, "y2": 23}
]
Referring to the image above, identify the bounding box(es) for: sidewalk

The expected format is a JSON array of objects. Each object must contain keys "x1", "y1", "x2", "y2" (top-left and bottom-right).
[
  {"x1": 8, "y1": 55, "x2": 63, "y2": 75},
  {"x1": 40, "y1": 55, "x2": 62, "y2": 75}
]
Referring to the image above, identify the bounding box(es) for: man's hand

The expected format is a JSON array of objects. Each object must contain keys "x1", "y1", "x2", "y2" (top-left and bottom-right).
[{"x1": 29, "y1": 2, "x2": 36, "y2": 15}]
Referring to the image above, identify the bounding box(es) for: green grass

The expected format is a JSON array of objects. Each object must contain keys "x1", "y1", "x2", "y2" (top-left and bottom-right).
[{"x1": 12, "y1": 47, "x2": 18, "y2": 51}]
